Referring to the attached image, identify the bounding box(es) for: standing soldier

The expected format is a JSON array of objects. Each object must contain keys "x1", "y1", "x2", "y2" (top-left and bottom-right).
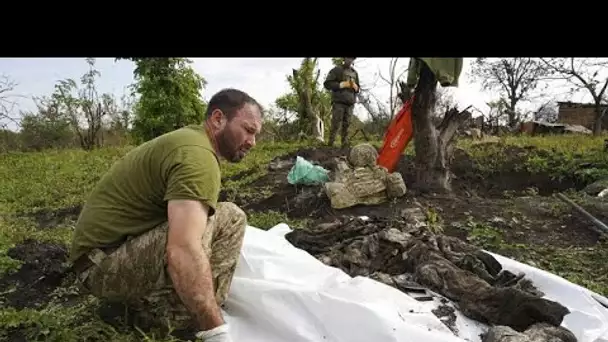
[{"x1": 323, "y1": 57, "x2": 360, "y2": 148}]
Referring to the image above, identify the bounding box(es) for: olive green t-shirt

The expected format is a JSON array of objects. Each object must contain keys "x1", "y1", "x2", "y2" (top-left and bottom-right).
[{"x1": 69, "y1": 125, "x2": 221, "y2": 262}]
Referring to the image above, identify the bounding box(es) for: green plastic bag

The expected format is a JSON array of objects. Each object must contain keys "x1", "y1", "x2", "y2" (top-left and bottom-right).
[{"x1": 287, "y1": 156, "x2": 330, "y2": 185}]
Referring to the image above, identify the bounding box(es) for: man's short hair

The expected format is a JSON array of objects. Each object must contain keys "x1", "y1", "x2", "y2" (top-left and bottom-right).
[{"x1": 205, "y1": 88, "x2": 263, "y2": 120}]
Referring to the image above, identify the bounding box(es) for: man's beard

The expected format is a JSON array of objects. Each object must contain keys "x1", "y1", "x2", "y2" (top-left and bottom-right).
[{"x1": 217, "y1": 130, "x2": 244, "y2": 163}]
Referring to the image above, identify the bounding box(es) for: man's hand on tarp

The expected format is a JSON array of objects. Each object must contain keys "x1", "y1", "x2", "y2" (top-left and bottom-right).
[{"x1": 196, "y1": 324, "x2": 233, "y2": 342}]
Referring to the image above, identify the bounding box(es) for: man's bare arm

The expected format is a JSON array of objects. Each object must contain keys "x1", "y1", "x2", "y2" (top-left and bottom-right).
[{"x1": 166, "y1": 199, "x2": 224, "y2": 331}]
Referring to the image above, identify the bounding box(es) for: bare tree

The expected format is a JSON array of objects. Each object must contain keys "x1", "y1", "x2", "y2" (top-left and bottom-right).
[
  {"x1": 541, "y1": 58, "x2": 608, "y2": 135},
  {"x1": 377, "y1": 58, "x2": 408, "y2": 120},
  {"x1": 52, "y1": 58, "x2": 114, "y2": 150},
  {"x1": 534, "y1": 101, "x2": 559, "y2": 123},
  {"x1": 0, "y1": 75, "x2": 23, "y2": 130},
  {"x1": 357, "y1": 89, "x2": 391, "y2": 137},
  {"x1": 434, "y1": 87, "x2": 457, "y2": 119},
  {"x1": 471, "y1": 58, "x2": 553, "y2": 128},
  {"x1": 358, "y1": 89, "x2": 390, "y2": 122}
]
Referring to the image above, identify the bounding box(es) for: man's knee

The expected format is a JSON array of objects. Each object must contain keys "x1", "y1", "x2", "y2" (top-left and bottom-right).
[
  {"x1": 217, "y1": 201, "x2": 246, "y2": 220},
  {"x1": 215, "y1": 202, "x2": 247, "y2": 234}
]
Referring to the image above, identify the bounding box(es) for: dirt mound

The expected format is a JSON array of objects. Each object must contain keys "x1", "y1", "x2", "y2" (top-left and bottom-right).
[
  {"x1": 0, "y1": 239, "x2": 70, "y2": 309},
  {"x1": 446, "y1": 144, "x2": 585, "y2": 197},
  {"x1": 272, "y1": 146, "x2": 350, "y2": 170},
  {"x1": 239, "y1": 147, "x2": 348, "y2": 218},
  {"x1": 243, "y1": 143, "x2": 589, "y2": 214},
  {"x1": 285, "y1": 215, "x2": 573, "y2": 335}
]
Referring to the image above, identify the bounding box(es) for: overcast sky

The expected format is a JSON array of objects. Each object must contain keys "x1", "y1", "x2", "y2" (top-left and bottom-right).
[{"x1": 0, "y1": 57, "x2": 599, "y2": 130}]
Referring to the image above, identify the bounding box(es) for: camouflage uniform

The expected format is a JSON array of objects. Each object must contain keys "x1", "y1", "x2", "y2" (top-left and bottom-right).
[
  {"x1": 76, "y1": 202, "x2": 247, "y2": 330},
  {"x1": 323, "y1": 63, "x2": 360, "y2": 148}
]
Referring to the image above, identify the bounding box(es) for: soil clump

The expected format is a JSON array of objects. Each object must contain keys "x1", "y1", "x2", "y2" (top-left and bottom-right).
[{"x1": 0, "y1": 239, "x2": 71, "y2": 309}]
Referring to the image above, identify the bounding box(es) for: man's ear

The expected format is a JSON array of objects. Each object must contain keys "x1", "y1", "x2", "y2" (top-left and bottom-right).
[{"x1": 210, "y1": 109, "x2": 227, "y2": 129}]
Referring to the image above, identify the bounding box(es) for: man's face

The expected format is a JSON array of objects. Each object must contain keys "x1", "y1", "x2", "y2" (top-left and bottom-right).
[
  {"x1": 215, "y1": 103, "x2": 262, "y2": 163},
  {"x1": 344, "y1": 58, "x2": 355, "y2": 67}
]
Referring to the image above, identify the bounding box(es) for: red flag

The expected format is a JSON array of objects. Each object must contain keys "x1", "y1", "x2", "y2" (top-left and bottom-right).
[{"x1": 376, "y1": 96, "x2": 415, "y2": 173}]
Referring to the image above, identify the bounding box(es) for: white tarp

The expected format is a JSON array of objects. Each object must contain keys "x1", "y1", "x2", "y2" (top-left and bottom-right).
[{"x1": 222, "y1": 224, "x2": 608, "y2": 342}]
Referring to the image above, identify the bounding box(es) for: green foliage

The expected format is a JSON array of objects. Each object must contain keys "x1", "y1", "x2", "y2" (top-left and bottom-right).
[
  {"x1": 457, "y1": 134, "x2": 608, "y2": 184},
  {"x1": 247, "y1": 210, "x2": 310, "y2": 231},
  {"x1": 19, "y1": 99, "x2": 73, "y2": 151},
  {"x1": 458, "y1": 216, "x2": 608, "y2": 296},
  {"x1": 274, "y1": 93, "x2": 299, "y2": 114},
  {"x1": 275, "y1": 58, "x2": 333, "y2": 135},
  {"x1": 48, "y1": 58, "x2": 119, "y2": 150},
  {"x1": 0, "y1": 130, "x2": 21, "y2": 152},
  {"x1": 123, "y1": 58, "x2": 207, "y2": 143}
]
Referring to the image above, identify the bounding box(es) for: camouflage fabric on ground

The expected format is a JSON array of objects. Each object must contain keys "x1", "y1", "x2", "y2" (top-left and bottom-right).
[
  {"x1": 482, "y1": 323, "x2": 577, "y2": 342},
  {"x1": 77, "y1": 202, "x2": 247, "y2": 331},
  {"x1": 284, "y1": 213, "x2": 573, "y2": 338},
  {"x1": 324, "y1": 143, "x2": 406, "y2": 209}
]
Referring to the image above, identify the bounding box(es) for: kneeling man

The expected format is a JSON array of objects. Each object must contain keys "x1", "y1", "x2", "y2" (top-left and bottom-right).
[{"x1": 69, "y1": 88, "x2": 263, "y2": 341}]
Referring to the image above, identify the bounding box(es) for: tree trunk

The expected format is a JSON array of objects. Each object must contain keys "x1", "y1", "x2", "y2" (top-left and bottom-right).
[
  {"x1": 409, "y1": 61, "x2": 472, "y2": 193},
  {"x1": 292, "y1": 68, "x2": 316, "y2": 137},
  {"x1": 593, "y1": 104, "x2": 606, "y2": 136}
]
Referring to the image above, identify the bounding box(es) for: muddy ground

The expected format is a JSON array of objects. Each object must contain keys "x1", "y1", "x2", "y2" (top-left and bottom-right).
[
  {"x1": 1, "y1": 142, "x2": 606, "y2": 340},
  {"x1": 233, "y1": 144, "x2": 605, "y2": 249}
]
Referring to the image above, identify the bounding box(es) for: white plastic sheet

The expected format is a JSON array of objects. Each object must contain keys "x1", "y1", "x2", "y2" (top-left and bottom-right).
[{"x1": 222, "y1": 224, "x2": 608, "y2": 342}]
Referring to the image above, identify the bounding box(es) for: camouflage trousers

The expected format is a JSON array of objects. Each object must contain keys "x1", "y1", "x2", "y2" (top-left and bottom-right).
[
  {"x1": 77, "y1": 202, "x2": 247, "y2": 331},
  {"x1": 328, "y1": 102, "x2": 354, "y2": 148}
]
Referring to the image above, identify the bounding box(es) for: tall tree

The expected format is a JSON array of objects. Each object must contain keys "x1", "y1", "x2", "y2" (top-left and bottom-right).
[
  {"x1": 471, "y1": 58, "x2": 552, "y2": 127},
  {"x1": 119, "y1": 58, "x2": 207, "y2": 142},
  {"x1": 541, "y1": 57, "x2": 608, "y2": 135},
  {"x1": 399, "y1": 59, "x2": 472, "y2": 193},
  {"x1": 275, "y1": 58, "x2": 331, "y2": 140}
]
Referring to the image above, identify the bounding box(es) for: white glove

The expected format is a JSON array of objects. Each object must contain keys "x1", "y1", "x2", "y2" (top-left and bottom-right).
[{"x1": 195, "y1": 324, "x2": 233, "y2": 342}]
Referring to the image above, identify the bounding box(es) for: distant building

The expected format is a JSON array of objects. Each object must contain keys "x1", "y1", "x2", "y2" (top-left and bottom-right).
[{"x1": 557, "y1": 101, "x2": 608, "y2": 131}]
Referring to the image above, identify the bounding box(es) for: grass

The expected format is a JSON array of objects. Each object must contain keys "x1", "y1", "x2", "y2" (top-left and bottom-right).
[
  {"x1": 457, "y1": 214, "x2": 608, "y2": 295},
  {"x1": 1, "y1": 133, "x2": 607, "y2": 341},
  {"x1": 457, "y1": 134, "x2": 608, "y2": 183}
]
